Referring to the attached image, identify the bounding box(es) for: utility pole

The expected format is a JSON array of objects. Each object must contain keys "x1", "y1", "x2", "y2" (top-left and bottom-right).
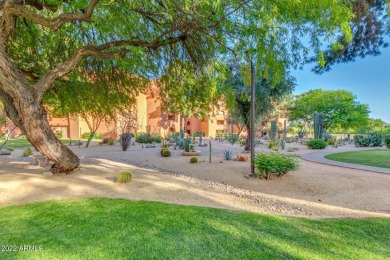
[{"x1": 250, "y1": 58, "x2": 255, "y2": 175}]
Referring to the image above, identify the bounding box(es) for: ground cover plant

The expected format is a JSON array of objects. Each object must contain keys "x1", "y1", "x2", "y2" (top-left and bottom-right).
[
  {"x1": 0, "y1": 198, "x2": 389, "y2": 259},
  {"x1": 325, "y1": 150, "x2": 390, "y2": 169},
  {"x1": 0, "y1": 137, "x2": 32, "y2": 149}
]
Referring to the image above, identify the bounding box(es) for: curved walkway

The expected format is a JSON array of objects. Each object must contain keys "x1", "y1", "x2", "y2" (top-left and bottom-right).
[{"x1": 300, "y1": 148, "x2": 390, "y2": 175}]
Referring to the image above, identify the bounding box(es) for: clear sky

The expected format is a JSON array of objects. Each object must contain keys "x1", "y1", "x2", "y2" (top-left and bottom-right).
[{"x1": 292, "y1": 45, "x2": 390, "y2": 123}]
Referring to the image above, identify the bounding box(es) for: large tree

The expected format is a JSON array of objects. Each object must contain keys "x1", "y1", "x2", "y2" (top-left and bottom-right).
[
  {"x1": 0, "y1": 0, "x2": 354, "y2": 172},
  {"x1": 288, "y1": 89, "x2": 370, "y2": 133}
]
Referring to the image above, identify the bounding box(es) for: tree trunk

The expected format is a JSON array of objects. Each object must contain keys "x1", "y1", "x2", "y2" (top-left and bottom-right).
[{"x1": 0, "y1": 50, "x2": 79, "y2": 173}]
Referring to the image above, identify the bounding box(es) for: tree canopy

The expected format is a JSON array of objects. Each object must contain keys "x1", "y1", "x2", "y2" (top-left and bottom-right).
[
  {"x1": 288, "y1": 89, "x2": 370, "y2": 133},
  {"x1": 0, "y1": 0, "x2": 357, "y2": 172}
]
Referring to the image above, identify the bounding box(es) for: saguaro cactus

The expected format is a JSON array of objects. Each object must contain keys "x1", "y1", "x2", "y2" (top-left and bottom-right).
[
  {"x1": 209, "y1": 140, "x2": 212, "y2": 163},
  {"x1": 283, "y1": 120, "x2": 287, "y2": 139},
  {"x1": 199, "y1": 132, "x2": 203, "y2": 146},
  {"x1": 271, "y1": 120, "x2": 277, "y2": 140},
  {"x1": 313, "y1": 112, "x2": 324, "y2": 139}
]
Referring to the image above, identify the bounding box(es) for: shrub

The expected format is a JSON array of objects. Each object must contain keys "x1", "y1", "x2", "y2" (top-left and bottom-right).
[
  {"x1": 327, "y1": 139, "x2": 335, "y2": 145},
  {"x1": 354, "y1": 132, "x2": 383, "y2": 147},
  {"x1": 384, "y1": 135, "x2": 390, "y2": 149},
  {"x1": 254, "y1": 152, "x2": 300, "y2": 179},
  {"x1": 307, "y1": 139, "x2": 327, "y2": 149},
  {"x1": 22, "y1": 147, "x2": 33, "y2": 157},
  {"x1": 116, "y1": 170, "x2": 133, "y2": 183},
  {"x1": 190, "y1": 157, "x2": 198, "y2": 163},
  {"x1": 82, "y1": 132, "x2": 103, "y2": 139},
  {"x1": 120, "y1": 133, "x2": 132, "y2": 151},
  {"x1": 135, "y1": 132, "x2": 162, "y2": 143},
  {"x1": 162, "y1": 150, "x2": 171, "y2": 157},
  {"x1": 323, "y1": 133, "x2": 333, "y2": 141},
  {"x1": 55, "y1": 130, "x2": 63, "y2": 139},
  {"x1": 108, "y1": 138, "x2": 115, "y2": 145},
  {"x1": 223, "y1": 150, "x2": 233, "y2": 160},
  {"x1": 6, "y1": 147, "x2": 14, "y2": 151}
]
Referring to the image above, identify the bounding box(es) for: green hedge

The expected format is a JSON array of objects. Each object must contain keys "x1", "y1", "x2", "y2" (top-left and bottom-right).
[
  {"x1": 307, "y1": 139, "x2": 327, "y2": 149},
  {"x1": 82, "y1": 132, "x2": 103, "y2": 139}
]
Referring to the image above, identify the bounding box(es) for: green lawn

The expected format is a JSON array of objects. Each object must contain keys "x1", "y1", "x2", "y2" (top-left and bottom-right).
[
  {"x1": 0, "y1": 137, "x2": 32, "y2": 149},
  {"x1": 0, "y1": 198, "x2": 389, "y2": 259},
  {"x1": 325, "y1": 149, "x2": 390, "y2": 169}
]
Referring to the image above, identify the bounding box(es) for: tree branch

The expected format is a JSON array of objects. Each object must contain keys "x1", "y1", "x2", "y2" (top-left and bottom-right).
[
  {"x1": 35, "y1": 34, "x2": 188, "y2": 98},
  {"x1": 6, "y1": 0, "x2": 99, "y2": 31}
]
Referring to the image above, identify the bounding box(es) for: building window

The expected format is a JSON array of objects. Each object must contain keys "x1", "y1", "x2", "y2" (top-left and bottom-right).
[
  {"x1": 217, "y1": 120, "x2": 224, "y2": 125},
  {"x1": 187, "y1": 121, "x2": 191, "y2": 126},
  {"x1": 168, "y1": 114, "x2": 175, "y2": 121}
]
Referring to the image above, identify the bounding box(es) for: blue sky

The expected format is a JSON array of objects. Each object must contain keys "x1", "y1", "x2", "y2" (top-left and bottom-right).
[{"x1": 292, "y1": 45, "x2": 390, "y2": 123}]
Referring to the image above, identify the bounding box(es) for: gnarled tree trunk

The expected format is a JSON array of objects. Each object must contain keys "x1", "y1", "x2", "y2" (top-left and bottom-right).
[{"x1": 0, "y1": 49, "x2": 79, "y2": 173}]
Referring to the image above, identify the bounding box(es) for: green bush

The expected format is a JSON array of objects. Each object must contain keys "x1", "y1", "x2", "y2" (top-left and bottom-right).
[
  {"x1": 55, "y1": 130, "x2": 63, "y2": 139},
  {"x1": 254, "y1": 152, "x2": 300, "y2": 179},
  {"x1": 116, "y1": 170, "x2": 133, "y2": 183},
  {"x1": 384, "y1": 135, "x2": 390, "y2": 149},
  {"x1": 108, "y1": 138, "x2": 115, "y2": 145},
  {"x1": 307, "y1": 139, "x2": 327, "y2": 149},
  {"x1": 6, "y1": 147, "x2": 14, "y2": 151},
  {"x1": 22, "y1": 147, "x2": 33, "y2": 157},
  {"x1": 135, "y1": 132, "x2": 162, "y2": 143},
  {"x1": 354, "y1": 132, "x2": 383, "y2": 147},
  {"x1": 190, "y1": 157, "x2": 198, "y2": 163},
  {"x1": 82, "y1": 132, "x2": 103, "y2": 139},
  {"x1": 327, "y1": 139, "x2": 335, "y2": 145}
]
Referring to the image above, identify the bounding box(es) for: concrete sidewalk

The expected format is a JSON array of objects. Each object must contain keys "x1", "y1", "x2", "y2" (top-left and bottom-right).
[{"x1": 300, "y1": 149, "x2": 390, "y2": 174}]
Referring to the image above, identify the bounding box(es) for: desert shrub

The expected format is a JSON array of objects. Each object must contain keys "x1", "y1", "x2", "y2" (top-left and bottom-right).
[
  {"x1": 162, "y1": 150, "x2": 171, "y2": 157},
  {"x1": 254, "y1": 152, "x2": 300, "y2": 179},
  {"x1": 307, "y1": 139, "x2": 327, "y2": 149},
  {"x1": 323, "y1": 133, "x2": 333, "y2": 141},
  {"x1": 120, "y1": 133, "x2": 132, "y2": 151},
  {"x1": 55, "y1": 130, "x2": 63, "y2": 139},
  {"x1": 108, "y1": 138, "x2": 115, "y2": 145},
  {"x1": 135, "y1": 132, "x2": 162, "y2": 143},
  {"x1": 384, "y1": 135, "x2": 390, "y2": 149},
  {"x1": 6, "y1": 147, "x2": 14, "y2": 151},
  {"x1": 22, "y1": 147, "x2": 33, "y2": 157},
  {"x1": 82, "y1": 132, "x2": 103, "y2": 139},
  {"x1": 190, "y1": 157, "x2": 198, "y2": 163},
  {"x1": 227, "y1": 134, "x2": 239, "y2": 145},
  {"x1": 223, "y1": 150, "x2": 233, "y2": 160},
  {"x1": 354, "y1": 132, "x2": 383, "y2": 147},
  {"x1": 327, "y1": 139, "x2": 335, "y2": 145},
  {"x1": 116, "y1": 170, "x2": 133, "y2": 183}
]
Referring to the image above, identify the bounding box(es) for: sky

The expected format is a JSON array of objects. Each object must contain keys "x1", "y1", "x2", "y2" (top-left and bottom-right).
[{"x1": 292, "y1": 45, "x2": 390, "y2": 123}]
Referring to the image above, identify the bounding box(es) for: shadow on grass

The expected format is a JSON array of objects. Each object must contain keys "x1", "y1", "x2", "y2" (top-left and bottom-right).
[{"x1": 0, "y1": 198, "x2": 389, "y2": 259}]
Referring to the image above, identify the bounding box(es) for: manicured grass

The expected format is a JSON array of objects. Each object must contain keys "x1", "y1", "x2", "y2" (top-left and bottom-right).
[
  {"x1": 0, "y1": 137, "x2": 32, "y2": 149},
  {"x1": 0, "y1": 198, "x2": 389, "y2": 259},
  {"x1": 325, "y1": 149, "x2": 390, "y2": 169}
]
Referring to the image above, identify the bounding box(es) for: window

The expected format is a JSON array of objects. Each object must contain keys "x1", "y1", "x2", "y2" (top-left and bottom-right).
[
  {"x1": 187, "y1": 121, "x2": 191, "y2": 126},
  {"x1": 168, "y1": 114, "x2": 175, "y2": 121},
  {"x1": 217, "y1": 120, "x2": 224, "y2": 125}
]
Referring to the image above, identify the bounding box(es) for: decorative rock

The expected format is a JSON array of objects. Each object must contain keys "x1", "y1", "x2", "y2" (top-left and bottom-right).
[
  {"x1": 145, "y1": 144, "x2": 156, "y2": 148},
  {"x1": 0, "y1": 149, "x2": 11, "y2": 155}
]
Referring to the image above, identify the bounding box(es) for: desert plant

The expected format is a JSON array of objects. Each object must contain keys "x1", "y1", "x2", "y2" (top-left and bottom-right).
[
  {"x1": 313, "y1": 112, "x2": 324, "y2": 139},
  {"x1": 116, "y1": 170, "x2": 133, "y2": 183},
  {"x1": 108, "y1": 138, "x2": 115, "y2": 145},
  {"x1": 307, "y1": 139, "x2": 327, "y2": 149},
  {"x1": 135, "y1": 132, "x2": 162, "y2": 143},
  {"x1": 6, "y1": 147, "x2": 14, "y2": 151},
  {"x1": 254, "y1": 152, "x2": 300, "y2": 179},
  {"x1": 120, "y1": 133, "x2": 132, "y2": 151},
  {"x1": 227, "y1": 134, "x2": 239, "y2": 145},
  {"x1": 327, "y1": 139, "x2": 335, "y2": 145},
  {"x1": 354, "y1": 132, "x2": 383, "y2": 147},
  {"x1": 271, "y1": 120, "x2": 277, "y2": 139},
  {"x1": 55, "y1": 130, "x2": 63, "y2": 139},
  {"x1": 184, "y1": 138, "x2": 191, "y2": 152},
  {"x1": 384, "y1": 135, "x2": 390, "y2": 149},
  {"x1": 323, "y1": 133, "x2": 333, "y2": 141},
  {"x1": 199, "y1": 132, "x2": 203, "y2": 146},
  {"x1": 223, "y1": 150, "x2": 233, "y2": 160},
  {"x1": 209, "y1": 140, "x2": 212, "y2": 163},
  {"x1": 190, "y1": 157, "x2": 198, "y2": 163},
  {"x1": 298, "y1": 130, "x2": 305, "y2": 139},
  {"x1": 160, "y1": 148, "x2": 168, "y2": 156},
  {"x1": 22, "y1": 147, "x2": 33, "y2": 157},
  {"x1": 82, "y1": 132, "x2": 103, "y2": 139},
  {"x1": 280, "y1": 139, "x2": 285, "y2": 150},
  {"x1": 162, "y1": 149, "x2": 171, "y2": 157}
]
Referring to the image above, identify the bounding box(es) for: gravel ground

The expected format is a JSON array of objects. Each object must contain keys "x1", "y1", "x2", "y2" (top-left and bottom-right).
[{"x1": 1, "y1": 139, "x2": 389, "y2": 219}]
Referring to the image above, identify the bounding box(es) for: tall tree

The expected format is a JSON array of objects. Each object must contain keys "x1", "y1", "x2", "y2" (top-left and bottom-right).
[
  {"x1": 310, "y1": 0, "x2": 390, "y2": 73},
  {"x1": 0, "y1": 0, "x2": 354, "y2": 172},
  {"x1": 288, "y1": 89, "x2": 370, "y2": 133},
  {"x1": 225, "y1": 62, "x2": 295, "y2": 150}
]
